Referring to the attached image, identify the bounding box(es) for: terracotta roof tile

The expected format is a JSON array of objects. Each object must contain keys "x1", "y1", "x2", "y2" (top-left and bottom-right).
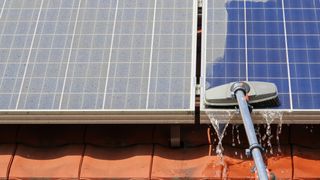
[
  {"x1": 0, "y1": 124, "x2": 318, "y2": 178},
  {"x1": 0, "y1": 144, "x2": 15, "y2": 179},
  {"x1": 266, "y1": 145, "x2": 293, "y2": 179},
  {"x1": 181, "y1": 125, "x2": 211, "y2": 147},
  {"x1": 222, "y1": 146, "x2": 255, "y2": 179},
  {"x1": 80, "y1": 144, "x2": 152, "y2": 179},
  {"x1": 151, "y1": 145, "x2": 222, "y2": 179},
  {"x1": 9, "y1": 144, "x2": 83, "y2": 179},
  {"x1": 293, "y1": 145, "x2": 320, "y2": 179}
]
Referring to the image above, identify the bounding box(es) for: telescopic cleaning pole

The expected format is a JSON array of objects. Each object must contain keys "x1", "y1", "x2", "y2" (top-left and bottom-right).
[{"x1": 231, "y1": 82, "x2": 268, "y2": 180}]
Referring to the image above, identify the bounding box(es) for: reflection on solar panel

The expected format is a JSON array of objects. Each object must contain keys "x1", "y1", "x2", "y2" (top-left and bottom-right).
[
  {"x1": 203, "y1": 0, "x2": 320, "y2": 110},
  {"x1": 0, "y1": 0, "x2": 197, "y2": 110}
]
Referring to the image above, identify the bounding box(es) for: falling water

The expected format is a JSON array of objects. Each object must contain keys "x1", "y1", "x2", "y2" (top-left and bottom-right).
[
  {"x1": 256, "y1": 124, "x2": 262, "y2": 144},
  {"x1": 306, "y1": 125, "x2": 314, "y2": 133},
  {"x1": 235, "y1": 124, "x2": 241, "y2": 145},
  {"x1": 276, "y1": 115, "x2": 283, "y2": 153},
  {"x1": 231, "y1": 125, "x2": 235, "y2": 147},
  {"x1": 207, "y1": 111, "x2": 235, "y2": 159},
  {"x1": 207, "y1": 111, "x2": 236, "y2": 179},
  {"x1": 259, "y1": 111, "x2": 284, "y2": 154}
]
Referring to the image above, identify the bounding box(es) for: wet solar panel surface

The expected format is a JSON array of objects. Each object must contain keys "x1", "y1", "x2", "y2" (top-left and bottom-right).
[{"x1": 204, "y1": 0, "x2": 320, "y2": 110}]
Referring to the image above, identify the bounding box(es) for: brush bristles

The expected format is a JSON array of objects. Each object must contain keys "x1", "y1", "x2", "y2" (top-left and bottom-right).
[
  {"x1": 250, "y1": 97, "x2": 281, "y2": 108},
  {"x1": 205, "y1": 97, "x2": 281, "y2": 109}
]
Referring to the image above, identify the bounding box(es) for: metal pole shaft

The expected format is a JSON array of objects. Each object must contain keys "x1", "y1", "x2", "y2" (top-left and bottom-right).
[{"x1": 235, "y1": 90, "x2": 268, "y2": 180}]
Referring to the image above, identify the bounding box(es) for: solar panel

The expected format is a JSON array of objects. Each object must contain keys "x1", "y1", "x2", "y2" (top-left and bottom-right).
[
  {"x1": 0, "y1": 0, "x2": 197, "y2": 110},
  {"x1": 202, "y1": 0, "x2": 320, "y2": 111}
]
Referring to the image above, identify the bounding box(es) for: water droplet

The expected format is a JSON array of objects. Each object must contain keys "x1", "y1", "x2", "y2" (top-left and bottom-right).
[
  {"x1": 260, "y1": 111, "x2": 283, "y2": 155},
  {"x1": 236, "y1": 125, "x2": 241, "y2": 145}
]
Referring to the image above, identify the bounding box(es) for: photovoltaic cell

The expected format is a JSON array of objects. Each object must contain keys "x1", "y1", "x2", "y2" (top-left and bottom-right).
[
  {"x1": 246, "y1": 0, "x2": 290, "y2": 109},
  {"x1": 0, "y1": 0, "x2": 196, "y2": 110},
  {"x1": 204, "y1": 0, "x2": 320, "y2": 110},
  {"x1": 0, "y1": 0, "x2": 42, "y2": 109},
  {"x1": 285, "y1": 0, "x2": 320, "y2": 109}
]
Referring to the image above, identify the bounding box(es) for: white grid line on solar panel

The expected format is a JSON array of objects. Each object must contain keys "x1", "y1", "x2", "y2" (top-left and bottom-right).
[
  {"x1": 6, "y1": 0, "x2": 195, "y2": 109},
  {"x1": 0, "y1": 93, "x2": 193, "y2": 95},
  {"x1": 1, "y1": 8, "x2": 194, "y2": 10},
  {"x1": 244, "y1": 0, "x2": 248, "y2": 81},
  {"x1": 205, "y1": 62, "x2": 288, "y2": 64},
  {"x1": 206, "y1": 20, "x2": 320, "y2": 22},
  {"x1": 0, "y1": 0, "x2": 7, "y2": 19},
  {"x1": 287, "y1": 0, "x2": 319, "y2": 109},
  {"x1": 248, "y1": 62, "x2": 320, "y2": 65},
  {"x1": 0, "y1": 47, "x2": 193, "y2": 50},
  {"x1": 1, "y1": 77, "x2": 192, "y2": 80},
  {"x1": 20, "y1": 0, "x2": 55, "y2": 109},
  {"x1": 24, "y1": 1, "x2": 71, "y2": 108},
  {"x1": 90, "y1": 1, "x2": 118, "y2": 108},
  {"x1": 207, "y1": 7, "x2": 320, "y2": 9},
  {"x1": 0, "y1": 62, "x2": 192, "y2": 65},
  {"x1": 204, "y1": 0, "x2": 291, "y2": 109},
  {"x1": 201, "y1": 47, "x2": 320, "y2": 50},
  {"x1": 31, "y1": 0, "x2": 63, "y2": 109},
  {"x1": 58, "y1": 0, "x2": 82, "y2": 109},
  {"x1": 20, "y1": 0, "x2": 79, "y2": 109},
  {"x1": 167, "y1": 0, "x2": 176, "y2": 109},
  {"x1": 149, "y1": 1, "x2": 163, "y2": 109},
  {"x1": 124, "y1": 0, "x2": 135, "y2": 107},
  {"x1": 206, "y1": 77, "x2": 320, "y2": 80},
  {"x1": 151, "y1": 1, "x2": 164, "y2": 109},
  {"x1": 1, "y1": 0, "x2": 26, "y2": 108},
  {"x1": 104, "y1": 1, "x2": 158, "y2": 109},
  {"x1": 129, "y1": 0, "x2": 145, "y2": 109},
  {"x1": 281, "y1": 0, "x2": 293, "y2": 110},
  {"x1": 102, "y1": 0, "x2": 119, "y2": 109},
  {"x1": 0, "y1": 0, "x2": 195, "y2": 110},
  {"x1": 246, "y1": 2, "x2": 288, "y2": 94},
  {"x1": 64, "y1": 0, "x2": 110, "y2": 109},
  {"x1": 15, "y1": 0, "x2": 44, "y2": 109},
  {"x1": 203, "y1": 34, "x2": 320, "y2": 36},
  {"x1": 0, "y1": 0, "x2": 38, "y2": 109},
  {"x1": 0, "y1": 20, "x2": 193, "y2": 22},
  {"x1": 0, "y1": 109, "x2": 193, "y2": 112},
  {"x1": 136, "y1": 2, "x2": 150, "y2": 109},
  {"x1": 145, "y1": 0, "x2": 156, "y2": 109},
  {"x1": 0, "y1": 33, "x2": 194, "y2": 36},
  {"x1": 65, "y1": 1, "x2": 92, "y2": 109},
  {"x1": 66, "y1": 0, "x2": 98, "y2": 109}
]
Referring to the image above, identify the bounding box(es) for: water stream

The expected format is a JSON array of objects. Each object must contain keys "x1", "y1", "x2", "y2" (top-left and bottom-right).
[
  {"x1": 206, "y1": 111, "x2": 236, "y2": 179},
  {"x1": 207, "y1": 110, "x2": 285, "y2": 179},
  {"x1": 259, "y1": 111, "x2": 284, "y2": 154},
  {"x1": 207, "y1": 111, "x2": 235, "y2": 159}
]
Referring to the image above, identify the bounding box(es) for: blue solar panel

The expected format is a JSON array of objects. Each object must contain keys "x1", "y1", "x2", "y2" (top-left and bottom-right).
[
  {"x1": 285, "y1": 0, "x2": 320, "y2": 109},
  {"x1": 204, "y1": 0, "x2": 320, "y2": 110}
]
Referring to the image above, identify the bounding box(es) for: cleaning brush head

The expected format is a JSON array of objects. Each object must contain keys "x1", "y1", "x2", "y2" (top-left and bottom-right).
[{"x1": 205, "y1": 81, "x2": 280, "y2": 108}]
